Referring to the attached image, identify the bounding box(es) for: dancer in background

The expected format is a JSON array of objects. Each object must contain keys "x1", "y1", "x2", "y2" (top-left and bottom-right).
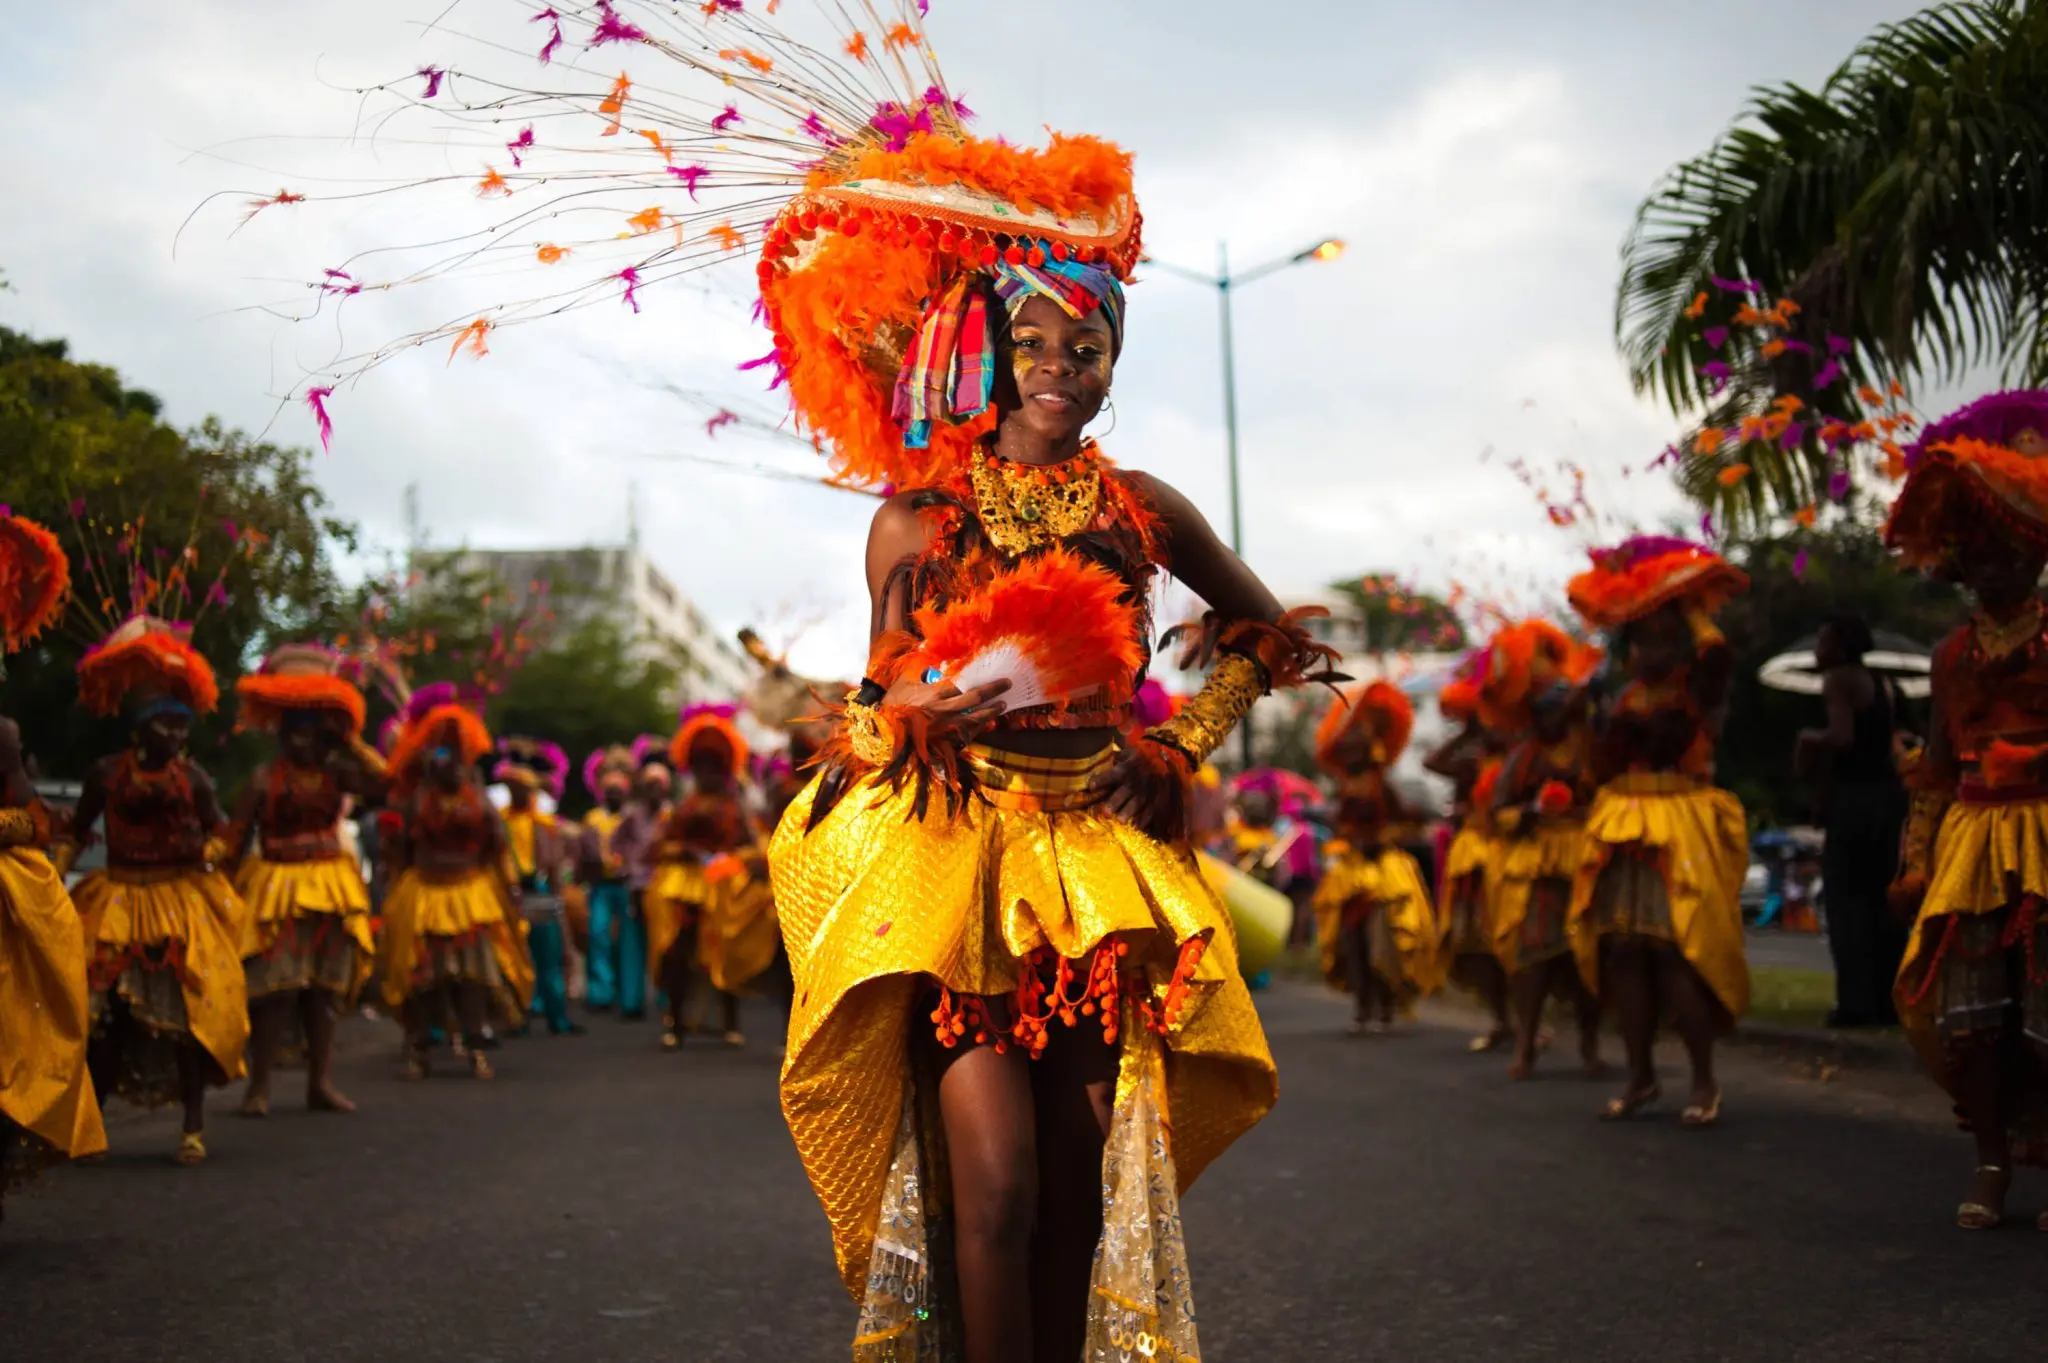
[
  {"x1": 578, "y1": 744, "x2": 645, "y2": 1020},
  {"x1": 646, "y1": 705, "x2": 760, "y2": 1049},
  {"x1": 1883, "y1": 391, "x2": 2048, "y2": 1228},
  {"x1": 0, "y1": 513, "x2": 104, "y2": 1216},
  {"x1": 1314, "y1": 682, "x2": 1442, "y2": 1034},
  {"x1": 1566, "y1": 538, "x2": 1749, "y2": 1126},
  {"x1": 228, "y1": 645, "x2": 387, "y2": 1116},
  {"x1": 496, "y1": 737, "x2": 582, "y2": 1037},
  {"x1": 1424, "y1": 661, "x2": 1510, "y2": 1052},
  {"x1": 1479, "y1": 620, "x2": 1606, "y2": 1081},
  {"x1": 378, "y1": 691, "x2": 532, "y2": 1080},
  {"x1": 63, "y1": 616, "x2": 248, "y2": 1165}
]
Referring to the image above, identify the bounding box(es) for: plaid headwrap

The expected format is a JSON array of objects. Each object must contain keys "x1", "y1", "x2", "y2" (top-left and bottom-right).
[{"x1": 892, "y1": 251, "x2": 1126, "y2": 449}]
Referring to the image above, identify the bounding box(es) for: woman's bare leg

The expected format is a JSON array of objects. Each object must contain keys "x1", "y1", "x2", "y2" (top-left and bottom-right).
[
  {"x1": 241, "y1": 993, "x2": 290, "y2": 1114},
  {"x1": 933, "y1": 1034, "x2": 1038, "y2": 1363},
  {"x1": 1950, "y1": 1034, "x2": 2011, "y2": 1223},
  {"x1": 1602, "y1": 938, "x2": 1660, "y2": 1110},
  {"x1": 1658, "y1": 947, "x2": 1720, "y2": 1112},
  {"x1": 1562, "y1": 961, "x2": 1606, "y2": 1076},
  {"x1": 1029, "y1": 1018, "x2": 1117, "y2": 1363},
  {"x1": 301, "y1": 989, "x2": 354, "y2": 1111},
  {"x1": 1507, "y1": 967, "x2": 1549, "y2": 1079},
  {"x1": 1342, "y1": 916, "x2": 1373, "y2": 1032},
  {"x1": 177, "y1": 1041, "x2": 209, "y2": 1136}
]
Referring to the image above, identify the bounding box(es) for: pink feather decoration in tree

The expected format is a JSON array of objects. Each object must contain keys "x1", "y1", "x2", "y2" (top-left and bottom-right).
[{"x1": 907, "y1": 548, "x2": 1142, "y2": 712}]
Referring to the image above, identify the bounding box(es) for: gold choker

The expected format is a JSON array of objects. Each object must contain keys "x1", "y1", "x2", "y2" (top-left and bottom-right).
[{"x1": 970, "y1": 446, "x2": 1102, "y2": 556}]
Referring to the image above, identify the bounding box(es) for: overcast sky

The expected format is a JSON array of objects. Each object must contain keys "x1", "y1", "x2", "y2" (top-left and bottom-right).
[{"x1": 1, "y1": 0, "x2": 1917, "y2": 678}]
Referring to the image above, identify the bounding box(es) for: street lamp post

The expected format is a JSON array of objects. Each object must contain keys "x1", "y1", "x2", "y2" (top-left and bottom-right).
[{"x1": 1147, "y1": 237, "x2": 1346, "y2": 768}]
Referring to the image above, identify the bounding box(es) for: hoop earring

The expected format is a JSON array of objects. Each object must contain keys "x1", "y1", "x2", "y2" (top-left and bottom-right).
[{"x1": 1098, "y1": 394, "x2": 1118, "y2": 439}]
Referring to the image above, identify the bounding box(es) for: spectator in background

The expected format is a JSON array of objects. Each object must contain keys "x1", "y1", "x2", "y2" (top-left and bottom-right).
[{"x1": 1795, "y1": 614, "x2": 1908, "y2": 1027}]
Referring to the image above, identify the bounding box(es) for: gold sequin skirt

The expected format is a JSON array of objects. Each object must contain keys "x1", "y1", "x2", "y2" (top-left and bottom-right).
[
  {"x1": 73, "y1": 865, "x2": 250, "y2": 1094},
  {"x1": 1567, "y1": 775, "x2": 1749, "y2": 1025},
  {"x1": 236, "y1": 855, "x2": 375, "y2": 1004},
  {"x1": 1493, "y1": 820, "x2": 1585, "y2": 973},
  {"x1": 1312, "y1": 843, "x2": 1442, "y2": 1005},
  {"x1": 0, "y1": 849, "x2": 106, "y2": 1183},
  {"x1": 1436, "y1": 825, "x2": 1503, "y2": 988},
  {"x1": 645, "y1": 860, "x2": 708, "y2": 976},
  {"x1": 769, "y1": 745, "x2": 1276, "y2": 1332},
  {"x1": 377, "y1": 868, "x2": 533, "y2": 1028},
  {"x1": 697, "y1": 859, "x2": 779, "y2": 995}
]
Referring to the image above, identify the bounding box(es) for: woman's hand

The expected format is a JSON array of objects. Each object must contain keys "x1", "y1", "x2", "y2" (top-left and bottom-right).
[
  {"x1": 878, "y1": 675, "x2": 1012, "y2": 740},
  {"x1": 1088, "y1": 741, "x2": 1187, "y2": 842}
]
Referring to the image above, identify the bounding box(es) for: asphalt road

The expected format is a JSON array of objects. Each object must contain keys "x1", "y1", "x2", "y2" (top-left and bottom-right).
[{"x1": 6, "y1": 984, "x2": 2048, "y2": 1362}]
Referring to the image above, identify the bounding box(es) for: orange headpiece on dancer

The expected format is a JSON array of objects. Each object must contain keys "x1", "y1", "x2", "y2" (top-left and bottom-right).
[
  {"x1": 1314, "y1": 681, "x2": 1414, "y2": 775},
  {"x1": 0, "y1": 513, "x2": 70, "y2": 655},
  {"x1": 1567, "y1": 536, "x2": 1748, "y2": 632},
  {"x1": 387, "y1": 683, "x2": 493, "y2": 785},
  {"x1": 1475, "y1": 620, "x2": 1602, "y2": 733},
  {"x1": 1884, "y1": 390, "x2": 2048, "y2": 572},
  {"x1": 77, "y1": 616, "x2": 219, "y2": 719},
  {"x1": 669, "y1": 703, "x2": 749, "y2": 781},
  {"x1": 235, "y1": 643, "x2": 367, "y2": 736}
]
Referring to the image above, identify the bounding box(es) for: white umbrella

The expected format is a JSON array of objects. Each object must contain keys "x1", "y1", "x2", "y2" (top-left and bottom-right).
[{"x1": 1757, "y1": 630, "x2": 1931, "y2": 700}]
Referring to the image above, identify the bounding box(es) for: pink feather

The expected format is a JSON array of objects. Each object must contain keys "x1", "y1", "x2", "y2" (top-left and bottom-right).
[
  {"x1": 306, "y1": 386, "x2": 335, "y2": 453},
  {"x1": 667, "y1": 163, "x2": 710, "y2": 199},
  {"x1": 507, "y1": 126, "x2": 535, "y2": 167},
  {"x1": 532, "y1": 8, "x2": 564, "y2": 63},
  {"x1": 619, "y1": 266, "x2": 641, "y2": 313}
]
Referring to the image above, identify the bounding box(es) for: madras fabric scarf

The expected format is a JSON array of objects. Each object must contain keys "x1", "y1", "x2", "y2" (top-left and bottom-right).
[{"x1": 892, "y1": 253, "x2": 1126, "y2": 449}]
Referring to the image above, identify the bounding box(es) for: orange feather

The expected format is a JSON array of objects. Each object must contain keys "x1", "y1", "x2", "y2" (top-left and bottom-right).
[{"x1": 907, "y1": 548, "x2": 1141, "y2": 708}]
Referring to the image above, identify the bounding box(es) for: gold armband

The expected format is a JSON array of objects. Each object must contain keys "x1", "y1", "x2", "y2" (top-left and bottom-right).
[
  {"x1": 1896, "y1": 788, "x2": 1952, "y2": 887},
  {"x1": 0, "y1": 805, "x2": 41, "y2": 848},
  {"x1": 842, "y1": 697, "x2": 899, "y2": 767},
  {"x1": 49, "y1": 838, "x2": 80, "y2": 878},
  {"x1": 1145, "y1": 652, "x2": 1264, "y2": 767},
  {"x1": 202, "y1": 835, "x2": 231, "y2": 868}
]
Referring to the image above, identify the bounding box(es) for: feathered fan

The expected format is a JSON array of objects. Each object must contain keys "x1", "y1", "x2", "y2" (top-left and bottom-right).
[{"x1": 908, "y1": 548, "x2": 1142, "y2": 712}]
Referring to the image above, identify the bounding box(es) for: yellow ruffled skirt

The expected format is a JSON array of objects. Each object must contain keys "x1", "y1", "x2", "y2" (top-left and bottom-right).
[
  {"x1": 770, "y1": 746, "x2": 1274, "y2": 1357},
  {"x1": 236, "y1": 855, "x2": 375, "y2": 1005},
  {"x1": 697, "y1": 858, "x2": 780, "y2": 995},
  {"x1": 1894, "y1": 795, "x2": 2048, "y2": 1155},
  {"x1": 73, "y1": 865, "x2": 251, "y2": 1101},
  {"x1": 377, "y1": 868, "x2": 533, "y2": 1028},
  {"x1": 1313, "y1": 842, "x2": 1442, "y2": 1006},
  {"x1": 1436, "y1": 825, "x2": 1503, "y2": 988},
  {"x1": 1, "y1": 849, "x2": 106, "y2": 1184},
  {"x1": 1493, "y1": 819, "x2": 1586, "y2": 974},
  {"x1": 645, "y1": 859, "x2": 707, "y2": 976},
  {"x1": 1567, "y1": 775, "x2": 1749, "y2": 1025}
]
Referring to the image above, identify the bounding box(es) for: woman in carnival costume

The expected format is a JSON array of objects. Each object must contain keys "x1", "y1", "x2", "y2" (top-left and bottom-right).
[
  {"x1": 495, "y1": 737, "x2": 583, "y2": 1037},
  {"x1": 63, "y1": 614, "x2": 248, "y2": 1166},
  {"x1": 1478, "y1": 620, "x2": 1607, "y2": 1081},
  {"x1": 1882, "y1": 390, "x2": 2048, "y2": 1229},
  {"x1": 1424, "y1": 659, "x2": 1511, "y2": 1052},
  {"x1": 1565, "y1": 538, "x2": 1749, "y2": 1126},
  {"x1": 646, "y1": 704, "x2": 765, "y2": 1049},
  {"x1": 377, "y1": 688, "x2": 533, "y2": 1079},
  {"x1": 226, "y1": 644, "x2": 388, "y2": 1115},
  {"x1": 261, "y1": 4, "x2": 1332, "y2": 1354},
  {"x1": 0, "y1": 514, "x2": 105, "y2": 1216},
  {"x1": 578, "y1": 744, "x2": 646, "y2": 1020},
  {"x1": 1314, "y1": 682, "x2": 1442, "y2": 1035}
]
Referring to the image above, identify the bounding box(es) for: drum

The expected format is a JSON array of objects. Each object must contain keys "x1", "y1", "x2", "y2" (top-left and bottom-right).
[{"x1": 1197, "y1": 851, "x2": 1292, "y2": 981}]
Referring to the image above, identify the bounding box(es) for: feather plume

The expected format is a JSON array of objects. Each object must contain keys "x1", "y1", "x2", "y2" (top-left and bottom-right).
[{"x1": 906, "y1": 548, "x2": 1141, "y2": 710}]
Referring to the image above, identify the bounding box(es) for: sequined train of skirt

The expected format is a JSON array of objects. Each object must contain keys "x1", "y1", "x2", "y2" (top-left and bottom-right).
[
  {"x1": 850, "y1": 1011, "x2": 1199, "y2": 1363},
  {"x1": 90, "y1": 957, "x2": 230, "y2": 1108},
  {"x1": 0, "y1": 847, "x2": 105, "y2": 1171},
  {"x1": 244, "y1": 915, "x2": 372, "y2": 1004}
]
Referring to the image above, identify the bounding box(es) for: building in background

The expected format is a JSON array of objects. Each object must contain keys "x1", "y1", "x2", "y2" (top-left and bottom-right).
[{"x1": 441, "y1": 543, "x2": 755, "y2": 707}]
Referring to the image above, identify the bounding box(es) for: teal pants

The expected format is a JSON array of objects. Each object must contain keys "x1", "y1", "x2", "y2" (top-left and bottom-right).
[
  {"x1": 528, "y1": 916, "x2": 572, "y2": 1032},
  {"x1": 584, "y1": 881, "x2": 646, "y2": 1015}
]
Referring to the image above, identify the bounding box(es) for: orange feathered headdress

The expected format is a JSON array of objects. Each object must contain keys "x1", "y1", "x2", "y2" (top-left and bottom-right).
[
  {"x1": 387, "y1": 702, "x2": 493, "y2": 782},
  {"x1": 0, "y1": 514, "x2": 70, "y2": 654},
  {"x1": 758, "y1": 130, "x2": 1140, "y2": 491},
  {"x1": 1476, "y1": 619, "x2": 1603, "y2": 732},
  {"x1": 76, "y1": 615, "x2": 220, "y2": 718},
  {"x1": 1314, "y1": 681, "x2": 1415, "y2": 774},
  {"x1": 1884, "y1": 391, "x2": 2048, "y2": 570},
  {"x1": 669, "y1": 704, "x2": 749, "y2": 779},
  {"x1": 1566, "y1": 537, "x2": 1748, "y2": 631},
  {"x1": 234, "y1": 643, "x2": 367, "y2": 736}
]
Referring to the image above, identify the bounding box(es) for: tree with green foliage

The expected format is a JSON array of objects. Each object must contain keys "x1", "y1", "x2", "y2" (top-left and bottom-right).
[
  {"x1": 1327, "y1": 574, "x2": 1467, "y2": 653},
  {"x1": 1615, "y1": 1, "x2": 2048, "y2": 531},
  {"x1": 0, "y1": 326, "x2": 354, "y2": 784}
]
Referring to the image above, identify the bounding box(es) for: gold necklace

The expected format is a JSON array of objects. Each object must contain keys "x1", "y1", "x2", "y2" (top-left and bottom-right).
[
  {"x1": 970, "y1": 444, "x2": 1103, "y2": 556},
  {"x1": 1973, "y1": 597, "x2": 2044, "y2": 660}
]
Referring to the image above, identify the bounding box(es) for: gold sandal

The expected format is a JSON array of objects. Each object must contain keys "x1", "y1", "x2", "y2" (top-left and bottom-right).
[
  {"x1": 1959, "y1": 1166, "x2": 2007, "y2": 1230},
  {"x1": 1680, "y1": 1089, "x2": 1723, "y2": 1128},
  {"x1": 469, "y1": 1051, "x2": 495, "y2": 1081},
  {"x1": 1599, "y1": 1084, "x2": 1662, "y2": 1122},
  {"x1": 174, "y1": 1132, "x2": 207, "y2": 1166}
]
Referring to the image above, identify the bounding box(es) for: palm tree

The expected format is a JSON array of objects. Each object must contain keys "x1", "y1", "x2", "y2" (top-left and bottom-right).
[{"x1": 1615, "y1": 2, "x2": 2048, "y2": 531}]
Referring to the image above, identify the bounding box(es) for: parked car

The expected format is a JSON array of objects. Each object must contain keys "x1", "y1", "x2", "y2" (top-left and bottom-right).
[{"x1": 30, "y1": 778, "x2": 103, "y2": 889}]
